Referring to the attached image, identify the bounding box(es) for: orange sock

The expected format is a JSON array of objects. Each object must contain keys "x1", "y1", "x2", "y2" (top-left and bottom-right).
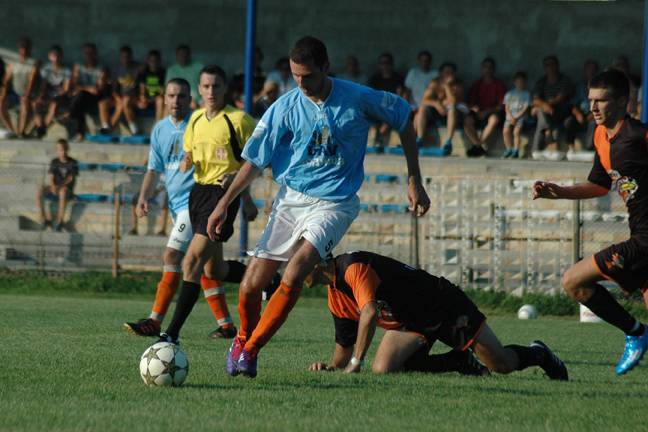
[
  {"x1": 201, "y1": 275, "x2": 235, "y2": 330},
  {"x1": 238, "y1": 290, "x2": 263, "y2": 342},
  {"x1": 150, "y1": 269, "x2": 182, "y2": 326},
  {"x1": 246, "y1": 281, "x2": 302, "y2": 350}
]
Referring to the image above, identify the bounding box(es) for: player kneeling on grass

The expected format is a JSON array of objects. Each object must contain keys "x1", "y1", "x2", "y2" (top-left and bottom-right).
[
  {"x1": 306, "y1": 251, "x2": 568, "y2": 380},
  {"x1": 533, "y1": 69, "x2": 648, "y2": 375}
]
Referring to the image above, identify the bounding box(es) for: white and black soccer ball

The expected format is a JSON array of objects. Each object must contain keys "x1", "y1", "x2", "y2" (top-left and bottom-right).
[
  {"x1": 139, "y1": 341, "x2": 189, "y2": 387},
  {"x1": 518, "y1": 304, "x2": 538, "y2": 320}
]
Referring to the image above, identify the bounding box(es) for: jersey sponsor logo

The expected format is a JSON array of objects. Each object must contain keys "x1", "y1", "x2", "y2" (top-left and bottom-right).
[
  {"x1": 608, "y1": 170, "x2": 639, "y2": 204},
  {"x1": 605, "y1": 253, "x2": 624, "y2": 270},
  {"x1": 216, "y1": 148, "x2": 227, "y2": 160},
  {"x1": 456, "y1": 315, "x2": 469, "y2": 329},
  {"x1": 300, "y1": 126, "x2": 346, "y2": 167},
  {"x1": 171, "y1": 139, "x2": 182, "y2": 155}
]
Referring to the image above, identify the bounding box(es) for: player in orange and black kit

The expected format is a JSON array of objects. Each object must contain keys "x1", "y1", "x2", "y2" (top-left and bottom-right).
[
  {"x1": 306, "y1": 251, "x2": 568, "y2": 380},
  {"x1": 533, "y1": 69, "x2": 648, "y2": 375}
]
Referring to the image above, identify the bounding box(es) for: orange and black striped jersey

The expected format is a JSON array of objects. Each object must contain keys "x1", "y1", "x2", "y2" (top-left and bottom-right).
[
  {"x1": 329, "y1": 251, "x2": 459, "y2": 348},
  {"x1": 588, "y1": 115, "x2": 648, "y2": 236}
]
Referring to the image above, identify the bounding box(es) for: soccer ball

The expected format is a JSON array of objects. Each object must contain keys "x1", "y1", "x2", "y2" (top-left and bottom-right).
[
  {"x1": 518, "y1": 304, "x2": 538, "y2": 320},
  {"x1": 139, "y1": 341, "x2": 189, "y2": 387}
]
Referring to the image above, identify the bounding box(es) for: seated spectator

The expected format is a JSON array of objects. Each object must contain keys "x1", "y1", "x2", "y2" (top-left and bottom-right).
[
  {"x1": 613, "y1": 56, "x2": 640, "y2": 118},
  {"x1": 36, "y1": 139, "x2": 78, "y2": 232},
  {"x1": 32, "y1": 45, "x2": 72, "y2": 138},
  {"x1": 111, "y1": 46, "x2": 141, "y2": 135},
  {"x1": 531, "y1": 56, "x2": 575, "y2": 156},
  {"x1": 417, "y1": 63, "x2": 471, "y2": 153},
  {"x1": 264, "y1": 57, "x2": 297, "y2": 96},
  {"x1": 252, "y1": 80, "x2": 279, "y2": 119},
  {"x1": 368, "y1": 53, "x2": 404, "y2": 146},
  {"x1": 62, "y1": 43, "x2": 112, "y2": 140},
  {"x1": 137, "y1": 50, "x2": 166, "y2": 122},
  {"x1": 337, "y1": 56, "x2": 368, "y2": 86},
  {"x1": 231, "y1": 46, "x2": 266, "y2": 110},
  {"x1": 403, "y1": 51, "x2": 438, "y2": 110},
  {"x1": 568, "y1": 60, "x2": 599, "y2": 152},
  {"x1": 165, "y1": 45, "x2": 204, "y2": 110},
  {"x1": 0, "y1": 37, "x2": 41, "y2": 138},
  {"x1": 502, "y1": 72, "x2": 532, "y2": 159},
  {"x1": 464, "y1": 57, "x2": 506, "y2": 155}
]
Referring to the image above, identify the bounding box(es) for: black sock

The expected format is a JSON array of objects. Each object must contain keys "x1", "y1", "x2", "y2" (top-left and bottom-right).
[
  {"x1": 505, "y1": 345, "x2": 546, "y2": 371},
  {"x1": 223, "y1": 260, "x2": 247, "y2": 284},
  {"x1": 582, "y1": 285, "x2": 638, "y2": 334},
  {"x1": 164, "y1": 281, "x2": 201, "y2": 339},
  {"x1": 402, "y1": 347, "x2": 449, "y2": 373}
]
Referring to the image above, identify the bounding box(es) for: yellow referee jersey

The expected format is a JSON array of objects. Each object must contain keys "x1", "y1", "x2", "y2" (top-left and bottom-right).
[{"x1": 183, "y1": 105, "x2": 256, "y2": 185}]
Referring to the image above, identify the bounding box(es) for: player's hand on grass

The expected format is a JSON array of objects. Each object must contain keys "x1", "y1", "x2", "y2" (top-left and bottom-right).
[
  {"x1": 532, "y1": 181, "x2": 561, "y2": 200},
  {"x1": 135, "y1": 200, "x2": 148, "y2": 218},
  {"x1": 343, "y1": 364, "x2": 362, "y2": 374},
  {"x1": 207, "y1": 202, "x2": 228, "y2": 242},
  {"x1": 407, "y1": 178, "x2": 431, "y2": 217},
  {"x1": 308, "y1": 363, "x2": 338, "y2": 371}
]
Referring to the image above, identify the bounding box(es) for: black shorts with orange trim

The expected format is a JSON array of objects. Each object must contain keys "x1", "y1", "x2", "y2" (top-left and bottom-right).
[
  {"x1": 188, "y1": 183, "x2": 240, "y2": 241},
  {"x1": 401, "y1": 281, "x2": 487, "y2": 352},
  {"x1": 592, "y1": 235, "x2": 648, "y2": 294}
]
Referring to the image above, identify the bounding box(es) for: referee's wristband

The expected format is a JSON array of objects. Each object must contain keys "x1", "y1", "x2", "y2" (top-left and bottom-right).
[{"x1": 350, "y1": 357, "x2": 365, "y2": 366}]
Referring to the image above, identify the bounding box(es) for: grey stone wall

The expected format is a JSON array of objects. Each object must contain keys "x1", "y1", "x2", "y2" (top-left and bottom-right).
[{"x1": 0, "y1": 0, "x2": 643, "y2": 88}]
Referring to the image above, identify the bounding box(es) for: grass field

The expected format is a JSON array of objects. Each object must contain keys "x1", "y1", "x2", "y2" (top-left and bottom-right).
[{"x1": 2, "y1": 292, "x2": 647, "y2": 432}]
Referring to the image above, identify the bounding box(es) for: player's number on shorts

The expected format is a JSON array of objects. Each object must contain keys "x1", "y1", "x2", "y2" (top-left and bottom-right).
[{"x1": 178, "y1": 224, "x2": 186, "y2": 233}]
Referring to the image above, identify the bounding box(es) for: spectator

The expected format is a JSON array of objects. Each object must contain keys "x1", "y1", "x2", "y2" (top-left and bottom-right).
[
  {"x1": 111, "y1": 45, "x2": 141, "y2": 135},
  {"x1": 137, "y1": 50, "x2": 166, "y2": 122},
  {"x1": 231, "y1": 47, "x2": 267, "y2": 111},
  {"x1": 264, "y1": 57, "x2": 297, "y2": 96},
  {"x1": 531, "y1": 56, "x2": 575, "y2": 157},
  {"x1": 165, "y1": 45, "x2": 204, "y2": 109},
  {"x1": 63, "y1": 43, "x2": 112, "y2": 140},
  {"x1": 252, "y1": 80, "x2": 280, "y2": 119},
  {"x1": 613, "y1": 56, "x2": 640, "y2": 118},
  {"x1": 0, "y1": 37, "x2": 41, "y2": 138},
  {"x1": 337, "y1": 56, "x2": 368, "y2": 86},
  {"x1": 416, "y1": 62, "x2": 469, "y2": 154},
  {"x1": 368, "y1": 53, "x2": 405, "y2": 146},
  {"x1": 36, "y1": 139, "x2": 78, "y2": 232},
  {"x1": 569, "y1": 60, "x2": 599, "y2": 152},
  {"x1": 32, "y1": 45, "x2": 72, "y2": 138},
  {"x1": 502, "y1": 72, "x2": 532, "y2": 159},
  {"x1": 403, "y1": 51, "x2": 439, "y2": 109},
  {"x1": 465, "y1": 57, "x2": 506, "y2": 156}
]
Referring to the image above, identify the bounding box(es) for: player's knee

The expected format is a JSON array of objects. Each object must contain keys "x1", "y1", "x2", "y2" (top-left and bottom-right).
[
  {"x1": 561, "y1": 269, "x2": 580, "y2": 299},
  {"x1": 163, "y1": 248, "x2": 183, "y2": 267},
  {"x1": 240, "y1": 278, "x2": 263, "y2": 298}
]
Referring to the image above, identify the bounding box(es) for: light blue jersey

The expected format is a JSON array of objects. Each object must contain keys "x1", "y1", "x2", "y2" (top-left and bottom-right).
[
  {"x1": 147, "y1": 113, "x2": 195, "y2": 216},
  {"x1": 243, "y1": 78, "x2": 412, "y2": 201}
]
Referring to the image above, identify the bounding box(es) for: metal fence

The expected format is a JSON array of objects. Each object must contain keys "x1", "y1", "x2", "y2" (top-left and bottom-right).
[{"x1": 0, "y1": 162, "x2": 629, "y2": 293}]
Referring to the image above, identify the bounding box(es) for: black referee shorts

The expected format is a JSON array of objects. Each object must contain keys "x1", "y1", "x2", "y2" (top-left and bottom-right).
[{"x1": 189, "y1": 183, "x2": 240, "y2": 241}]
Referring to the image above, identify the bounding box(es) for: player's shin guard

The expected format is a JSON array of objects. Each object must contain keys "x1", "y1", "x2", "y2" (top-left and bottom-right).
[
  {"x1": 582, "y1": 285, "x2": 639, "y2": 334},
  {"x1": 163, "y1": 281, "x2": 201, "y2": 339},
  {"x1": 150, "y1": 267, "x2": 182, "y2": 325},
  {"x1": 201, "y1": 275, "x2": 234, "y2": 330},
  {"x1": 238, "y1": 291, "x2": 263, "y2": 342},
  {"x1": 245, "y1": 281, "x2": 302, "y2": 350},
  {"x1": 223, "y1": 260, "x2": 247, "y2": 284},
  {"x1": 505, "y1": 344, "x2": 545, "y2": 370}
]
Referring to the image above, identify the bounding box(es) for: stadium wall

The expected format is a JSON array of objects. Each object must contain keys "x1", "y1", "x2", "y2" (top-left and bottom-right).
[{"x1": 0, "y1": 0, "x2": 643, "y2": 87}]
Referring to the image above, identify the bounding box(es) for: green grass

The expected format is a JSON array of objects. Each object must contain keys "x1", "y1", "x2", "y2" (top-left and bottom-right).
[{"x1": 2, "y1": 292, "x2": 648, "y2": 432}]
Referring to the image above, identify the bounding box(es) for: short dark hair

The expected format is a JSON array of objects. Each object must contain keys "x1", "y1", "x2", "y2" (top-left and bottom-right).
[
  {"x1": 513, "y1": 71, "x2": 527, "y2": 81},
  {"x1": 418, "y1": 51, "x2": 432, "y2": 61},
  {"x1": 49, "y1": 45, "x2": 63, "y2": 55},
  {"x1": 276, "y1": 57, "x2": 290, "y2": 70},
  {"x1": 148, "y1": 50, "x2": 161, "y2": 59},
  {"x1": 120, "y1": 45, "x2": 132, "y2": 55},
  {"x1": 439, "y1": 62, "x2": 456, "y2": 73},
  {"x1": 289, "y1": 36, "x2": 328, "y2": 69},
  {"x1": 56, "y1": 139, "x2": 69, "y2": 151},
  {"x1": 543, "y1": 55, "x2": 558, "y2": 65},
  {"x1": 18, "y1": 37, "x2": 31, "y2": 50},
  {"x1": 83, "y1": 42, "x2": 97, "y2": 51},
  {"x1": 588, "y1": 69, "x2": 630, "y2": 100},
  {"x1": 166, "y1": 78, "x2": 191, "y2": 94},
  {"x1": 379, "y1": 53, "x2": 394, "y2": 63},
  {"x1": 177, "y1": 44, "x2": 191, "y2": 53},
  {"x1": 199, "y1": 65, "x2": 227, "y2": 84},
  {"x1": 482, "y1": 57, "x2": 495, "y2": 68}
]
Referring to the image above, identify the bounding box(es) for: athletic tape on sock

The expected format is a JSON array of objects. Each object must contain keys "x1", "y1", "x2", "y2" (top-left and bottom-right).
[
  {"x1": 203, "y1": 287, "x2": 226, "y2": 297},
  {"x1": 163, "y1": 265, "x2": 182, "y2": 273}
]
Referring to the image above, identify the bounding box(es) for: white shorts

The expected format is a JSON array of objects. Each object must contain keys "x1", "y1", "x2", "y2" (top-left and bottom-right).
[
  {"x1": 166, "y1": 209, "x2": 193, "y2": 253},
  {"x1": 249, "y1": 186, "x2": 359, "y2": 263}
]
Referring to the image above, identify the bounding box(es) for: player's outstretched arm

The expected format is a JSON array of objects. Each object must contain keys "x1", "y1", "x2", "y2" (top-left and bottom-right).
[
  {"x1": 207, "y1": 162, "x2": 262, "y2": 241},
  {"x1": 344, "y1": 302, "x2": 379, "y2": 374},
  {"x1": 308, "y1": 344, "x2": 353, "y2": 372},
  {"x1": 399, "y1": 121, "x2": 431, "y2": 217},
  {"x1": 532, "y1": 180, "x2": 609, "y2": 201},
  {"x1": 136, "y1": 170, "x2": 161, "y2": 217}
]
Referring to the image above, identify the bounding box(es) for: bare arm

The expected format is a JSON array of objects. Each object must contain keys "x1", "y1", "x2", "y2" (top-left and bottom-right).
[
  {"x1": 343, "y1": 301, "x2": 379, "y2": 373},
  {"x1": 1, "y1": 63, "x2": 13, "y2": 98},
  {"x1": 136, "y1": 170, "x2": 162, "y2": 217},
  {"x1": 23, "y1": 60, "x2": 41, "y2": 100},
  {"x1": 399, "y1": 121, "x2": 430, "y2": 216},
  {"x1": 532, "y1": 180, "x2": 609, "y2": 201}
]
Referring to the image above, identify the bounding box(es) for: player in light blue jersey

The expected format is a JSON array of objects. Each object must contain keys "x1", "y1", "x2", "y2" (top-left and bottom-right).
[
  {"x1": 124, "y1": 79, "x2": 260, "y2": 339},
  {"x1": 207, "y1": 36, "x2": 431, "y2": 379}
]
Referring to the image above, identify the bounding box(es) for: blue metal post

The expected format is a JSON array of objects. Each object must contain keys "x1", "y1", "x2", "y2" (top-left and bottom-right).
[
  {"x1": 643, "y1": 0, "x2": 648, "y2": 123},
  {"x1": 239, "y1": 0, "x2": 257, "y2": 258}
]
